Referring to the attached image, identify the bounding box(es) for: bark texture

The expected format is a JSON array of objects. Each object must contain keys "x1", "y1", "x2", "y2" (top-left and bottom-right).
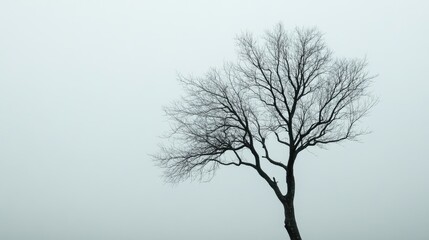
[{"x1": 284, "y1": 168, "x2": 301, "y2": 240}]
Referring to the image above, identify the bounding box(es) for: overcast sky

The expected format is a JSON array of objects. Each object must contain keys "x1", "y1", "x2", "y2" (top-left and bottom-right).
[{"x1": 1, "y1": 0, "x2": 428, "y2": 239}]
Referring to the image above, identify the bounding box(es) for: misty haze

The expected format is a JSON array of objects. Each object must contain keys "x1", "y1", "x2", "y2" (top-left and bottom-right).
[{"x1": 1, "y1": 1, "x2": 428, "y2": 240}]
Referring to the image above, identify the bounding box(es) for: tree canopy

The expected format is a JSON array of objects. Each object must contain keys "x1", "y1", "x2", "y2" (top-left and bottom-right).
[{"x1": 156, "y1": 25, "x2": 375, "y2": 184}]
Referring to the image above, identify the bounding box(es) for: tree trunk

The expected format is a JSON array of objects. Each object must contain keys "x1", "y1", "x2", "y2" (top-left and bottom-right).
[
  {"x1": 283, "y1": 200, "x2": 301, "y2": 240},
  {"x1": 283, "y1": 160, "x2": 302, "y2": 240}
]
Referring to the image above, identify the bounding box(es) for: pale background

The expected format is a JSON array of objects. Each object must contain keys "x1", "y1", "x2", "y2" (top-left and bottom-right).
[{"x1": 1, "y1": 0, "x2": 428, "y2": 239}]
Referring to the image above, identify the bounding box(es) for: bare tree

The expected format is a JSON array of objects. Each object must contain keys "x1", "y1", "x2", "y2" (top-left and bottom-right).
[{"x1": 154, "y1": 24, "x2": 376, "y2": 240}]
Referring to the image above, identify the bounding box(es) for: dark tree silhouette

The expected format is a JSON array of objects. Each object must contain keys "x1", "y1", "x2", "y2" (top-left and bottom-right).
[{"x1": 155, "y1": 24, "x2": 376, "y2": 240}]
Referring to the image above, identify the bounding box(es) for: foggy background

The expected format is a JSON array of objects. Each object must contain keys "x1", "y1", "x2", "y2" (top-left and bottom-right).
[{"x1": 1, "y1": 0, "x2": 428, "y2": 239}]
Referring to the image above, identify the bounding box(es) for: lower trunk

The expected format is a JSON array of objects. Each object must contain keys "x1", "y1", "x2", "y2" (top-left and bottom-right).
[
  {"x1": 284, "y1": 155, "x2": 301, "y2": 240},
  {"x1": 283, "y1": 201, "x2": 302, "y2": 240}
]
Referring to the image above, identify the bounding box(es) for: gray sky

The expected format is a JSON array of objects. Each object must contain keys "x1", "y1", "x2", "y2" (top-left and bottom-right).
[{"x1": 1, "y1": 0, "x2": 428, "y2": 239}]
